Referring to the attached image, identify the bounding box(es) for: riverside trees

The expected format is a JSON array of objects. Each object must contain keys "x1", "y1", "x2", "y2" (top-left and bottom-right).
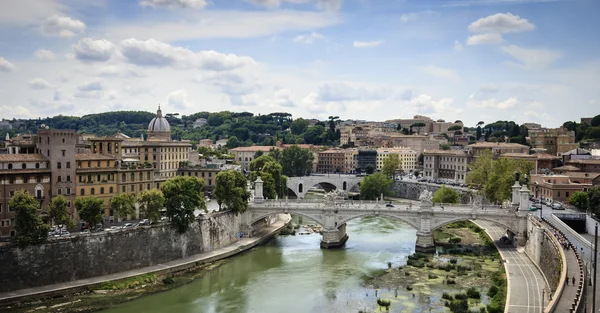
[
  {"x1": 110, "y1": 193, "x2": 136, "y2": 221},
  {"x1": 360, "y1": 172, "x2": 393, "y2": 200},
  {"x1": 432, "y1": 186, "x2": 460, "y2": 204},
  {"x1": 214, "y1": 170, "x2": 251, "y2": 213},
  {"x1": 137, "y1": 189, "x2": 165, "y2": 223},
  {"x1": 48, "y1": 194, "x2": 74, "y2": 229},
  {"x1": 161, "y1": 176, "x2": 206, "y2": 233},
  {"x1": 11, "y1": 190, "x2": 49, "y2": 247},
  {"x1": 382, "y1": 154, "x2": 401, "y2": 179},
  {"x1": 75, "y1": 197, "x2": 104, "y2": 229},
  {"x1": 249, "y1": 155, "x2": 287, "y2": 199}
]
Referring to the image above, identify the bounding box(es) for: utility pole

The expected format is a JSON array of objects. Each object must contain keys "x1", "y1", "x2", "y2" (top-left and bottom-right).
[{"x1": 593, "y1": 222, "x2": 597, "y2": 313}]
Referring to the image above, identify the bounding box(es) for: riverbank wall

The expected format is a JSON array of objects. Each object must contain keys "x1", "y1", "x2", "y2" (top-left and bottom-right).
[
  {"x1": 391, "y1": 181, "x2": 476, "y2": 204},
  {"x1": 0, "y1": 211, "x2": 240, "y2": 293}
]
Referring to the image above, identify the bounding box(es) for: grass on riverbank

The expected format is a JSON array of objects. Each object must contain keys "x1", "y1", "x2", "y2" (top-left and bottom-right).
[{"x1": 0, "y1": 260, "x2": 230, "y2": 313}]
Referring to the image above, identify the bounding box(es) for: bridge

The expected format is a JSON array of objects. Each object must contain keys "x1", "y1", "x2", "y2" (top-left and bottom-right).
[
  {"x1": 286, "y1": 175, "x2": 362, "y2": 199},
  {"x1": 243, "y1": 177, "x2": 531, "y2": 252}
]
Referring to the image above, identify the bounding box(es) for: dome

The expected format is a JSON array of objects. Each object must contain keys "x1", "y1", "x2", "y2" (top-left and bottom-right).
[{"x1": 148, "y1": 106, "x2": 170, "y2": 132}]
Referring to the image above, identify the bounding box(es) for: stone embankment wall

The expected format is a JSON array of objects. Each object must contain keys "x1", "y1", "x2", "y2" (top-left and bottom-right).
[
  {"x1": 525, "y1": 217, "x2": 562, "y2": 291},
  {"x1": 0, "y1": 211, "x2": 240, "y2": 293},
  {"x1": 391, "y1": 181, "x2": 476, "y2": 204}
]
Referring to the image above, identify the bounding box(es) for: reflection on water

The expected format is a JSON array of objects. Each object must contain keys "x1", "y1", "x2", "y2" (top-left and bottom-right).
[{"x1": 102, "y1": 216, "x2": 466, "y2": 313}]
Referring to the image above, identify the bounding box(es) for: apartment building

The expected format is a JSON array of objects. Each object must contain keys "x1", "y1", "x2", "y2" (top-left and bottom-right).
[
  {"x1": 355, "y1": 150, "x2": 377, "y2": 173},
  {"x1": 529, "y1": 174, "x2": 591, "y2": 203},
  {"x1": 529, "y1": 127, "x2": 577, "y2": 155},
  {"x1": 422, "y1": 149, "x2": 473, "y2": 183},
  {"x1": 230, "y1": 146, "x2": 276, "y2": 172},
  {"x1": 317, "y1": 149, "x2": 345, "y2": 173},
  {"x1": 75, "y1": 153, "x2": 117, "y2": 218},
  {"x1": 178, "y1": 167, "x2": 221, "y2": 193},
  {"x1": 467, "y1": 142, "x2": 530, "y2": 156},
  {"x1": 0, "y1": 154, "x2": 52, "y2": 237},
  {"x1": 565, "y1": 159, "x2": 600, "y2": 173},
  {"x1": 375, "y1": 148, "x2": 418, "y2": 173},
  {"x1": 499, "y1": 153, "x2": 561, "y2": 174}
]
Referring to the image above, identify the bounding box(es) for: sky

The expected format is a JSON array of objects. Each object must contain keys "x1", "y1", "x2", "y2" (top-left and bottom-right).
[{"x1": 0, "y1": 0, "x2": 598, "y2": 127}]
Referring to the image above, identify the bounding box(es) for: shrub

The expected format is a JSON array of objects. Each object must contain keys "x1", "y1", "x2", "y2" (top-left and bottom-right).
[
  {"x1": 449, "y1": 238, "x2": 462, "y2": 244},
  {"x1": 446, "y1": 279, "x2": 456, "y2": 284},
  {"x1": 428, "y1": 273, "x2": 438, "y2": 279},
  {"x1": 405, "y1": 271, "x2": 410, "y2": 276},
  {"x1": 454, "y1": 293, "x2": 467, "y2": 300},
  {"x1": 162, "y1": 277, "x2": 175, "y2": 285},
  {"x1": 449, "y1": 258, "x2": 458, "y2": 264},
  {"x1": 487, "y1": 285, "x2": 499, "y2": 298},
  {"x1": 466, "y1": 287, "x2": 481, "y2": 299},
  {"x1": 442, "y1": 292, "x2": 453, "y2": 300},
  {"x1": 406, "y1": 285, "x2": 413, "y2": 291}
]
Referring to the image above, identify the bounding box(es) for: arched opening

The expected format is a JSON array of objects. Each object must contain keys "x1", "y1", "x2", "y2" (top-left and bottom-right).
[
  {"x1": 298, "y1": 183, "x2": 303, "y2": 193},
  {"x1": 343, "y1": 181, "x2": 347, "y2": 190}
]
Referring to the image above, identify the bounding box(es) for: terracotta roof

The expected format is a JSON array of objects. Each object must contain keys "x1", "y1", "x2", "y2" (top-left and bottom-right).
[
  {"x1": 468, "y1": 142, "x2": 529, "y2": 148},
  {"x1": 552, "y1": 165, "x2": 580, "y2": 171},
  {"x1": 501, "y1": 152, "x2": 559, "y2": 160},
  {"x1": 75, "y1": 153, "x2": 116, "y2": 161},
  {"x1": 566, "y1": 159, "x2": 600, "y2": 165},
  {"x1": 423, "y1": 149, "x2": 470, "y2": 156},
  {"x1": 564, "y1": 172, "x2": 600, "y2": 180},
  {"x1": 230, "y1": 146, "x2": 276, "y2": 152},
  {"x1": 0, "y1": 154, "x2": 47, "y2": 162}
]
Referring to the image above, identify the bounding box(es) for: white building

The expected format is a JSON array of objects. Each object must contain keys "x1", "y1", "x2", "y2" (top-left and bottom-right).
[
  {"x1": 423, "y1": 149, "x2": 473, "y2": 183},
  {"x1": 376, "y1": 147, "x2": 418, "y2": 173}
]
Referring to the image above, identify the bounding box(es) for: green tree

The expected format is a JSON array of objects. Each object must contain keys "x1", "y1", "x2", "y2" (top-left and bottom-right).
[
  {"x1": 48, "y1": 195, "x2": 74, "y2": 229},
  {"x1": 290, "y1": 118, "x2": 309, "y2": 135},
  {"x1": 254, "y1": 150, "x2": 264, "y2": 158},
  {"x1": 382, "y1": 154, "x2": 401, "y2": 178},
  {"x1": 226, "y1": 135, "x2": 241, "y2": 149},
  {"x1": 466, "y1": 149, "x2": 494, "y2": 189},
  {"x1": 269, "y1": 147, "x2": 282, "y2": 161},
  {"x1": 75, "y1": 197, "x2": 104, "y2": 228},
  {"x1": 587, "y1": 186, "x2": 600, "y2": 216},
  {"x1": 138, "y1": 189, "x2": 165, "y2": 223},
  {"x1": 569, "y1": 191, "x2": 589, "y2": 211},
  {"x1": 360, "y1": 172, "x2": 393, "y2": 200},
  {"x1": 161, "y1": 176, "x2": 206, "y2": 233},
  {"x1": 250, "y1": 155, "x2": 278, "y2": 172},
  {"x1": 214, "y1": 170, "x2": 251, "y2": 213},
  {"x1": 261, "y1": 161, "x2": 287, "y2": 199},
  {"x1": 110, "y1": 193, "x2": 136, "y2": 221},
  {"x1": 485, "y1": 157, "x2": 516, "y2": 203},
  {"x1": 280, "y1": 145, "x2": 314, "y2": 176},
  {"x1": 432, "y1": 185, "x2": 459, "y2": 204},
  {"x1": 365, "y1": 164, "x2": 375, "y2": 175},
  {"x1": 440, "y1": 143, "x2": 451, "y2": 150},
  {"x1": 410, "y1": 122, "x2": 426, "y2": 134},
  {"x1": 11, "y1": 190, "x2": 49, "y2": 247}
]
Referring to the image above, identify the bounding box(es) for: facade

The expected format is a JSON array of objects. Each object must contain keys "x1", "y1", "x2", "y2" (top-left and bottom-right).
[
  {"x1": 529, "y1": 174, "x2": 591, "y2": 203},
  {"x1": 375, "y1": 148, "x2": 418, "y2": 173},
  {"x1": 423, "y1": 150, "x2": 473, "y2": 183},
  {"x1": 565, "y1": 159, "x2": 600, "y2": 173},
  {"x1": 178, "y1": 167, "x2": 221, "y2": 193},
  {"x1": 0, "y1": 154, "x2": 52, "y2": 237},
  {"x1": 355, "y1": 150, "x2": 377, "y2": 173},
  {"x1": 75, "y1": 154, "x2": 118, "y2": 218},
  {"x1": 529, "y1": 127, "x2": 577, "y2": 155},
  {"x1": 467, "y1": 142, "x2": 530, "y2": 156},
  {"x1": 230, "y1": 146, "x2": 274, "y2": 172},
  {"x1": 499, "y1": 153, "x2": 561, "y2": 174},
  {"x1": 317, "y1": 149, "x2": 345, "y2": 173}
]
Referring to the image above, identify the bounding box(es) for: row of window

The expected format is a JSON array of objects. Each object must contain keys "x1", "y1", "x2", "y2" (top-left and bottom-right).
[
  {"x1": 3, "y1": 175, "x2": 47, "y2": 184},
  {"x1": 3, "y1": 162, "x2": 47, "y2": 170}
]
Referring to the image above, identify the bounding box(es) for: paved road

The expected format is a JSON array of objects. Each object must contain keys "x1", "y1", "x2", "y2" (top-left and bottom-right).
[{"x1": 475, "y1": 220, "x2": 547, "y2": 313}]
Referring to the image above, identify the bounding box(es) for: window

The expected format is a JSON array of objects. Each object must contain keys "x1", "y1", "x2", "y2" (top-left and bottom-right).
[
  {"x1": 66, "y1": 162, "x2": 71, "y2": 169},
  {"x1": 66, "y1": 188, "x2": 71, "y2": 195},
  {"x1": 67, "y1": 175, "x2": 71, "y2": 182},
  {"x1": 58, "y1": 176, "x2": 62, "y2": 182},
  {"x1": 109, "y1": 187, "x2": 113, "y2": 193},
  {"x1": 57, "y1": 162, "x2": 62, "y2": 169},
  {"x1": 22, "y1": 163, "x2": 27, "y2": 169},
  {"x1": 58, "y1": 188, "x2": 62, "y2": 195},
  {"x1": 91, "y1": 188, "x2": 95, "y2": 195},
  {"x1": 80, "y1": 189, "x2": 85, "y2": 196},
  {"x1": 100, "y1": 187, "x2": 104, "y2": 194},
  {"x1": 122, "y1": 173, "x2": 126, "y2": 182},
  {"x1": 88, "y1": 161, "x2": 91, "y2": 167},
  {"x1": 131, "y1": 185, "x2": 134, "y2": 192},
  {"x1": 97, "y1": 161, "x2": 100, "y2": 167},
  {"x1": 106, "y1": 161, "x2": 110, "y2": 167},
  {"x1": 8, "y1": 163, "x2": 12, "y2": 170},
  {"x1": 122, "y1": 186, "x2": 126, "y2": 193},
  {"x1": 131, "y1": 172, "x2": 135, "y2": 180},
  {"x1": 9, "y1": 177, "x2": 14, "y2": 184},
  {"x1": 62, "y1": 150, "x2": 65, "y2": 157},
  {"x1": 37, "y1": 176, "x2": 42, "y2": 183}
]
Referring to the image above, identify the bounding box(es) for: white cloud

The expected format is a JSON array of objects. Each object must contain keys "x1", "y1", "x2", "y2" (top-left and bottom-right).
[
  {"x1": 293, "y1": 32, "x2": 324, "y2": 44},
  {"x1": 34, "y1": 49, "x2": 57, "y2": 61},
  {"x1": 501, "y1": 45, "x2": 561, "y2": 69},
  {"x1": 120, "y1": 38, "x2": 256, "y2": 71},
  {"x1": 196, "y1": 71, "x2": 262, "y2": 96},
  {"x1": 0, "y1": 0, "x2": 65, "y2": 28},
  {"x1": 445, "y1": 0, "x2": 561, "y2": 7},
  {"x1": 106, "y1": 10, "x2": 341, "y2": 42},
  {"x1": 227, "y1": 93, "x2": 262, "y2": 107},
  {"x1": 248, "y1": 0, "x2": 342, "y2": 11},
  {"x1": 0, "y1": 57, "x2": 16, "y2": 72},
  {"x1": 139, "y1": 0, "x2": 208, "y2": 9},
  {"x1": 29, "y1": 78, "x2": 51, "y2": 89},
  {"x1": 409, "y1": 94, "x2": 459, "y2": 115},
  {"x1": 467, "y1": 33, "x2": 504, "y2": 45},
  {"x1": 419, "y1": 65, "x2": 460, "y2": 82},
  {"x1": 468, "y1": 12, "x2": 535, "y2": 34},
  {"x1": 270, "y1": 88, "x2": 296, "y2": 107},
  {"x1": 77, "y1": 81, "x2": 104, "y2": 91},
  {"x1": 167, "y1": 89, "x2": 193, "y2": 110},
  {"x1": 454, "y1": 40, "x2": 464, "y2": 51},
  {"x1": 468, "y1": 97, "x2": 518, "y2": 109},
  {"x1": 41, "y1": 15, "x2": 86, "y2": 38},
  {"x1": 73, "y1": 38, "x2": 116, "y2": 62},
  {"x1": 400, "y1": 10, "x2": 436, "y2": 23},
  {"x1": 317, "y1": 83, "x2": 390, "y2": 102},
  {"x1": 353, "y1": 40, "x2": 382, "y2": 48}
]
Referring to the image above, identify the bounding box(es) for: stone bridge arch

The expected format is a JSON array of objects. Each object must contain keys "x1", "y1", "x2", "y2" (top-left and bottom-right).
[
  {"x1": 431, "y1": 216, "x2": 520, "y2": 236},
  {"x1": 336, "y1": 212, "x2": 420, "y2": 230},
  {"x1": 250, "y1": 211, "x2": 324, "y2": 227},
  {"x1": 287, "y1": 176, "x2": 363, "y2": 199}
]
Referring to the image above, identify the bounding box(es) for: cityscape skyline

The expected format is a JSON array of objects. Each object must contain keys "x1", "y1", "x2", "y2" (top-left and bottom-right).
[{"x1": 0, "y1": 0, "x2": 599, "y2": 127}]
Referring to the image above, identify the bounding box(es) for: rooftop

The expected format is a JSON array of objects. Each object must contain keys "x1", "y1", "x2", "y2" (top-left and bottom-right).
[
  {"x1": 500, "y1": 152, "x2": 560, "y2": 160},
  {"x1": 423, "y1": 149, "x2": 470, "y2": 156},
  {"x1": 0, "y1": 154, "x2": 47, "y2": 162},
  {"x1": 468, "y1": 142, "x2": 530, "y2": 148},
  {"x1": 552, "y1": 165, "x2": 580, "y2": 171},
  {"x1": 230, "y1": 146, "x2": 275, "y2": 152},
  {"x1": 563, "y1": 171, "x2": 600, "y2": 180},
  {"x1": 75, "y1": 153, "x2": 116, "y2": 161},
  {"x1": 566, "y1": 159, "x2": 600, "y2": 165}
]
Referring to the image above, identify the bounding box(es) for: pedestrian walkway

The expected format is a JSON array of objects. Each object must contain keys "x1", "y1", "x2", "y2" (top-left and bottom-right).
[{"x1": 0, "y1": 214, "x2": 291, "y2": 304}]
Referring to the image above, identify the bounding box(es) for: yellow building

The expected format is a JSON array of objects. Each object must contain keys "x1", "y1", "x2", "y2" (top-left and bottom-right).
[
  {"x1": 75, "y1": 154, "x2": 118, "y2": 217},
  {"x1": 376, "y1": 148, "x2": 418, "y2": 173}
]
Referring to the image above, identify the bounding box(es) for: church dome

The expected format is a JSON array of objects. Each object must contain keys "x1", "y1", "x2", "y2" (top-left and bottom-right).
[{"x1": 148, "y1": 106, "x2": 170, "y2": 133}]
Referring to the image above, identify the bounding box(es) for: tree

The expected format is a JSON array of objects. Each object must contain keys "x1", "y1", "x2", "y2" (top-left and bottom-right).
[
  {"x1": 410, "y1": 122, "x2": 426, "y2": 134},
  {"x1": 382, "y1": 154, "x2": 401, "y2": 179},
  {"x1": 110, "y1": 193, "x2": 136, "y2": 221},
  {"x1": 215, "y1": 170, "x2": 251, "y2": 213},
  {"x1": 254, "y1": 150, "x2": 264, "y2": 158},
  {"x1": 591, "y1": 114, "x2": 600, "y2": 127},
  {"x1": 328, "y1": 116, "x2": 339, "y2": 133},
  {"x1": 138, "y1": 189, "x2": 165, "y2": 223},
  {"x1": 11, "y1": 190, "x2": 49, "y2": 247},
  {"x1": 360, "y1": 173, "x2": 393, "y2": 200},
  {"x1": 269, "y1": 147, "x2": 282, "y2": 161},
  {"x1": 466, "y1": 149, "x2": 493, "y2": 189},
  {"x1": 249, "y1": 155, "x2": 278, "y2": 172},
  {"x1": 569, "y1": 191, "x2": 589, "y2": 211},
  {"x1": 48, "y1": 195, "x2": 74, "y2": 229},
  {"x1": 365, "y1": 164, "x2": 375, "y2": 175},
  {"x1": 161, "y1": 176, "x2": 206, "y2": 233},
  {"x1": 290, "y1": 118, "x2": 309, "y2": 135},
  {"x1": 587, "y1": 186, "x2": 600, "y2": 216},
  {"x1": 448, "y1": 125, "x2": 462, "y2": 132},
  {"x1": 280, "y1": 145, "x2": 314, "y2": 177},
  {"x1": 440, "y1": 143, "x2": 451, "y2": 150},
  {"x1": 432, "y1": 185, "x2": 459, "y2": 204},
  {"x1": 75, "y1": 197, "x2": 104, "y2": 229},
  {"x1": 476, "y1": 126, "x2": 482, "y2": 140},
  {"x1": 226, "y1": 135, "x2": 241, "y2": 149}
]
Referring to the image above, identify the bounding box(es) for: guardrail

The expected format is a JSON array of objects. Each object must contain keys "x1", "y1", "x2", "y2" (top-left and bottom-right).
[{"x1": 543, "y1": 217, "x2": 586, "y2": 313}]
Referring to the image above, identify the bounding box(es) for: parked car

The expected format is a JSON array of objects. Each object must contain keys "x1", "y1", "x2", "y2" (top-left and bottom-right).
[
  {"x1": 386, "y1": 203, "x2": 394, "y2": 208},
  {"x1": 123, "y1": 223, "x2": 133, "y2": 228},
  {"x1": 552, "y1": 203, "x2": 565, "y2": 210},
  {"x1": 139, "y1": 219, "x2": 150, "y2": 226},
  {"x1": 529, "y1": 207, "x2": 538, "y2": 211}
]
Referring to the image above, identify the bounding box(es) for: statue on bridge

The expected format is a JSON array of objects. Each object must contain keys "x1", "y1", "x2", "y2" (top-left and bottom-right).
[
  {"x1": 419, "y1": 189, "x2": 433, "y2": 204},
  {"x1": 324, "y1": 189, "x2": 344, "y2": 205}
]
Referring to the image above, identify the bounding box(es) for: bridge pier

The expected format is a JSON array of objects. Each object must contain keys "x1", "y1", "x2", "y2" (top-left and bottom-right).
[
  {"x1": 415, "y1": 232, "x2": 435, "y2": 253},
  {"x1": 320, "y1": 223, "x2": 348, "y2": 248}
]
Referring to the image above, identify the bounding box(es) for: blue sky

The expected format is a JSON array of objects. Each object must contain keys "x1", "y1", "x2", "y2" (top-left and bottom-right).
[{"x1": 0, "y1": 0, "x2": 598, "y2": 127}]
